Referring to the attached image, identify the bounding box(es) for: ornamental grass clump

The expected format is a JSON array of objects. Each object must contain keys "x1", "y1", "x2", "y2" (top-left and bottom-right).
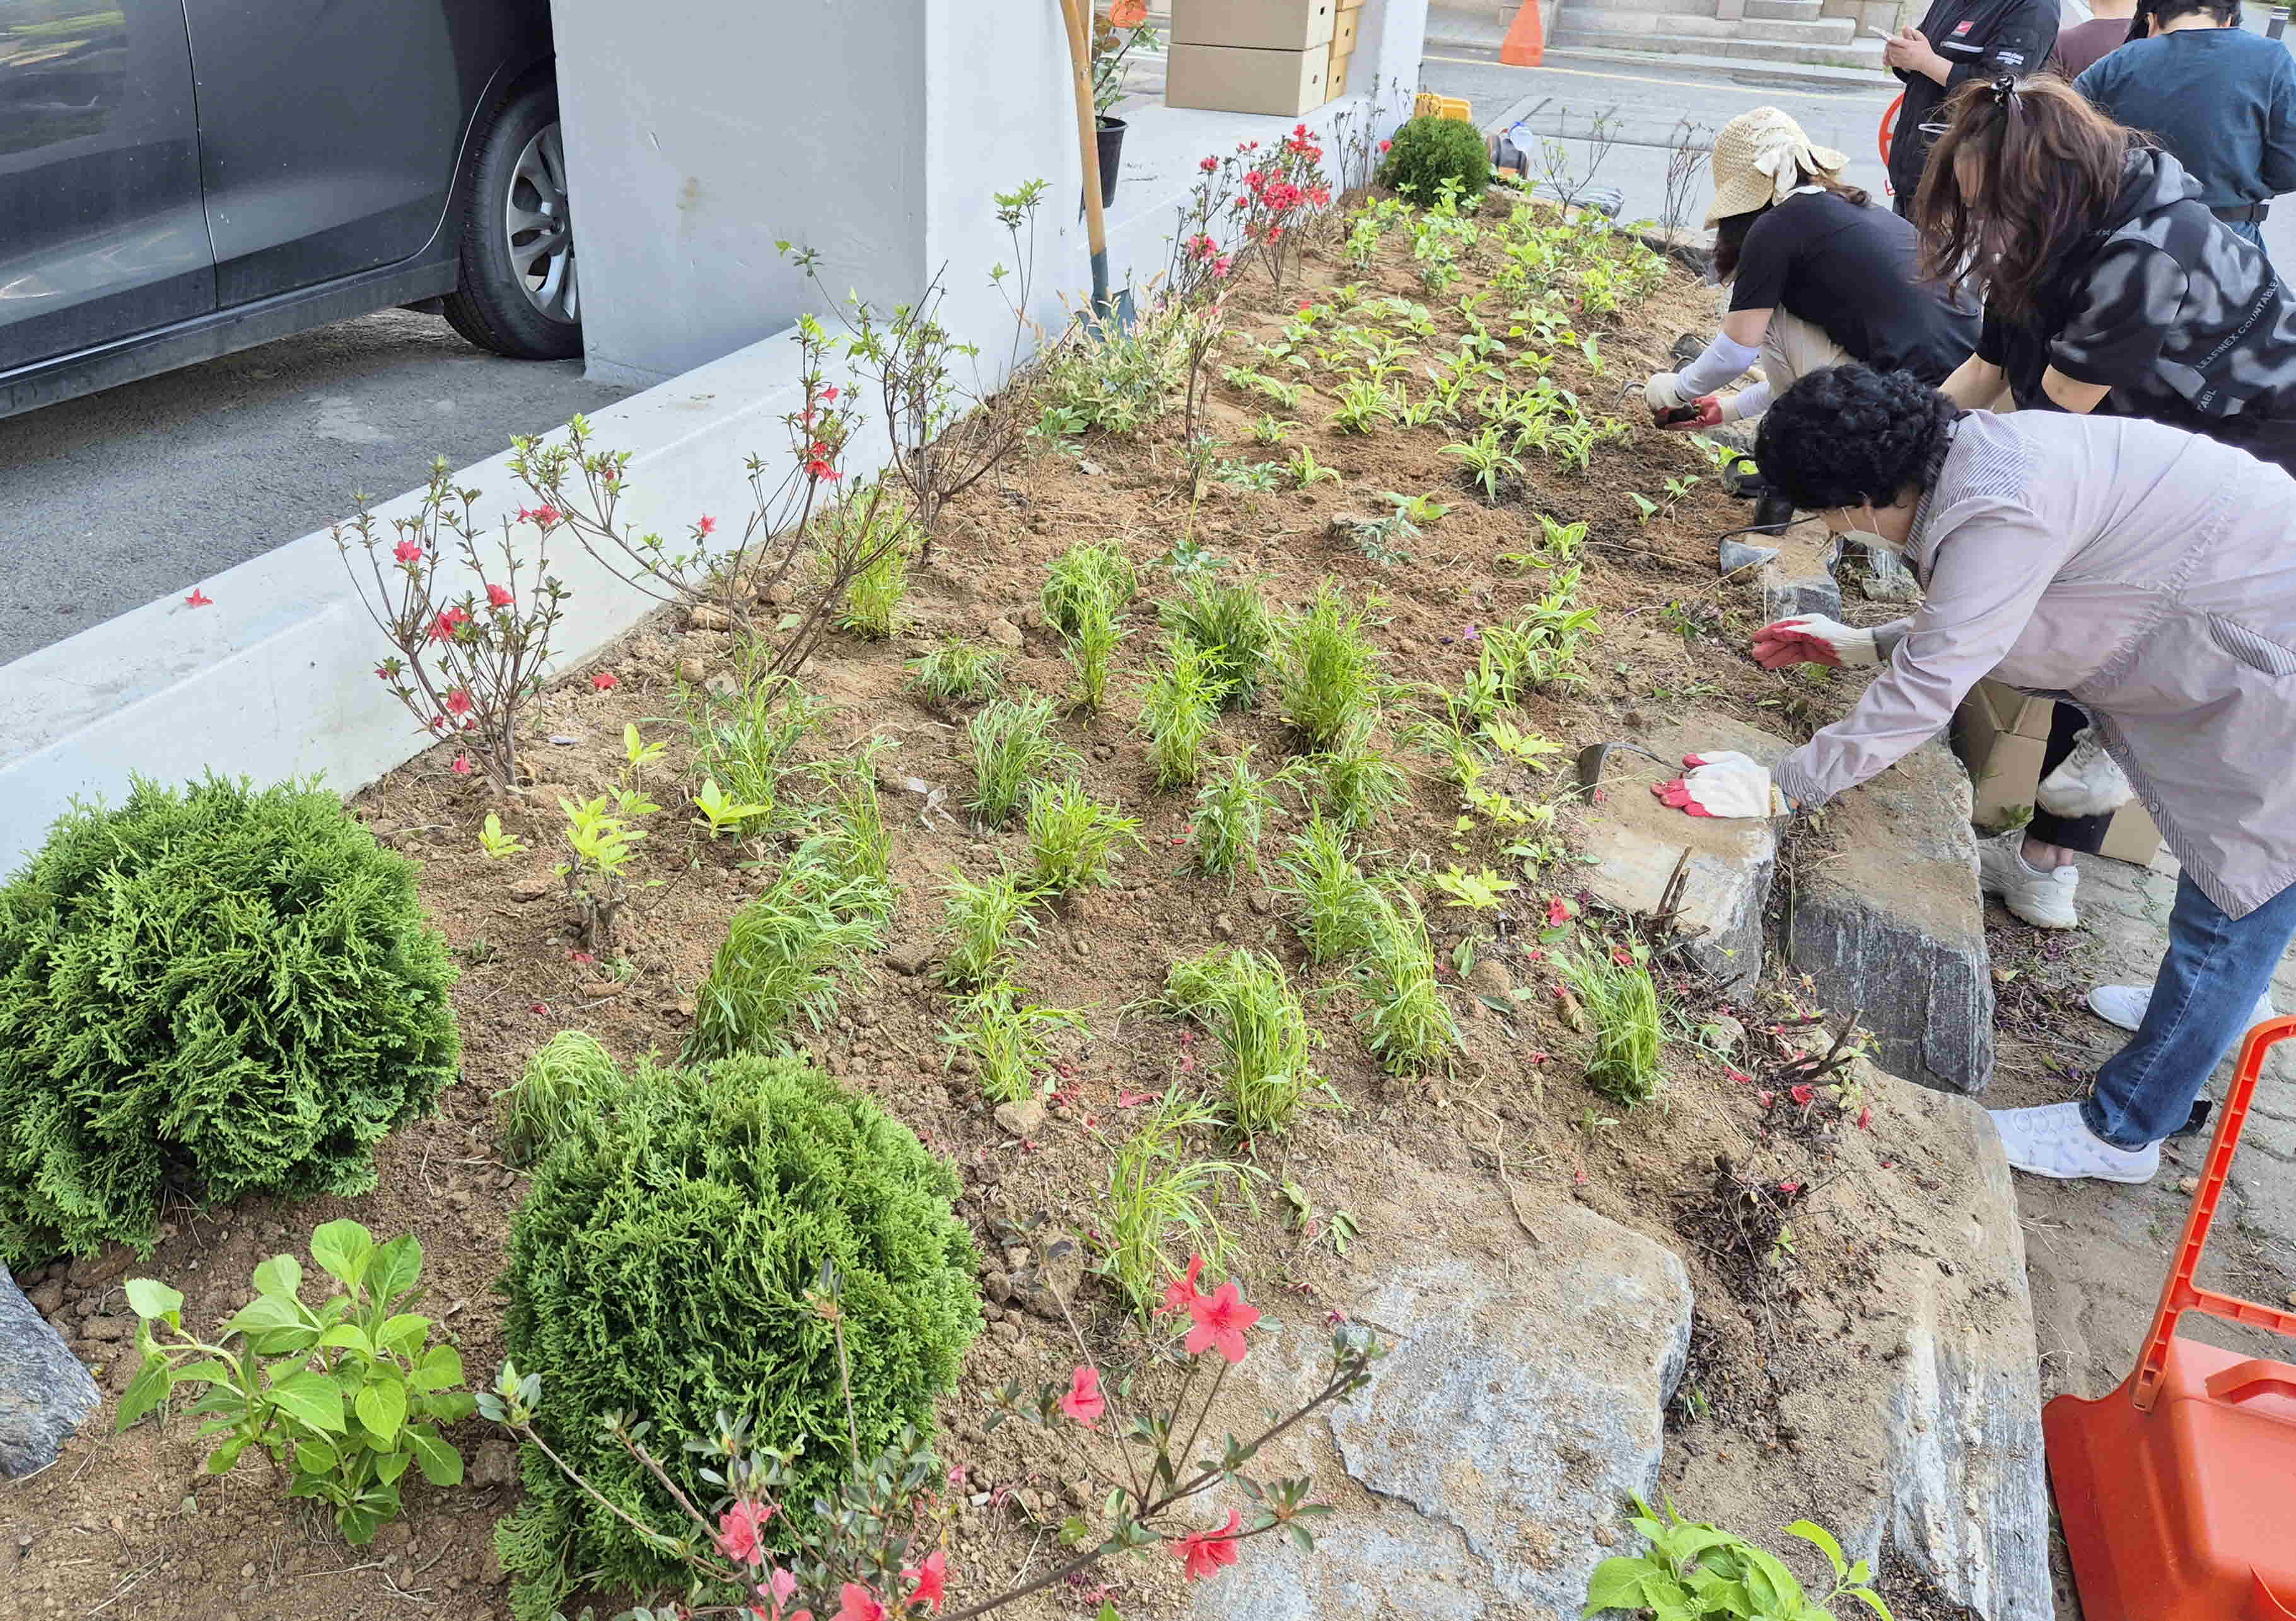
[
  {"x1": 1277, "y1": 581, "x2": 1383, "y2": 750},
  {"x1": 1559, "y1": 943, "x2": 1664, "y2": 1106},
  {"x1": 494, "y1": 1051, "x2": 981, "y2": 1619},
  {"x1": 0, "y1": 775, "x2": 457, "y2": 1262},
  {"x1": 1162, "y1": 948, "x2": 1324, "y2": 1137},
  {"x1": 1158, "y1": 576, "x2": 1276, "y2": 708}
]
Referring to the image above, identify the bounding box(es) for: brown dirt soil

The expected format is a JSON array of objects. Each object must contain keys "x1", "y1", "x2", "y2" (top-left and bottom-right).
[{"x1": 5, "y1": 190, "x2": 1979, "y2": 1621}]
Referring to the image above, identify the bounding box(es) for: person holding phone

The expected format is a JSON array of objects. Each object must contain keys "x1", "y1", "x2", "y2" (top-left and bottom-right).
[{"x1": 1882, "y1": 0, "x2": 2058, "y2": 216}]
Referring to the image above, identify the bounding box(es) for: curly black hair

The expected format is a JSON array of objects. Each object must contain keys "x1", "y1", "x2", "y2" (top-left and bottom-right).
[{"x1": 1752, "y1": 363, "x2": 1961, "y2": 513}]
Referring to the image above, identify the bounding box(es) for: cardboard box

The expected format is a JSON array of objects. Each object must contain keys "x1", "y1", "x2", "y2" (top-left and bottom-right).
[
  {"x1": 1327, "y1": 33, "x2": 1355, "y2": 91},
  {"x1": 1166, "y1": 42, "x2": 1330, "y2": 116},
  {"x1": 1332, "y1": 8, "x2": 1360, "y2": 53},
  {"x1": 1955, "y1": 678, "x2": 2163, "y2": 867},
  {"x1": 1171, "y1": 0, "x2": 1336, "y2": 51}
]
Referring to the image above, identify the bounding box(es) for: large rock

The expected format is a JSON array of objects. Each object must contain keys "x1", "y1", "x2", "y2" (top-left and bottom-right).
[
  {"x1": 1667, "y1": 1060, "x2": 2051, "y2": 1620},
  {"x1": 1756, "y1": 521, "x2": 1843, "y2": 623},
  {"x1": 1582, "y1": 717, "x2": 1792, "y2": 993},
  {"x1": 1788, "y1": 737, "x2": 1994, "y2": 1094},
  {"x1": 1189, "y1": 1161, "x2": 1693, "y2": 1620},
  {"x1": 1, "y1": 1263, "x2": 101, "y2": 1478}
]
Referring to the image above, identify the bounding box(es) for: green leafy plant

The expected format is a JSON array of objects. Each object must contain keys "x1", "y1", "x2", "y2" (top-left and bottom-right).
[
  {"x1": 1138, "y1": 638, "x2": 1227, "y2": 789},
  {"x1": 1278, "y1": 580, "x2": 1382, "y2": 749},
  {"x1": 936, "y1": 863, "x2": 1042, "y2": 992},
  {"x1": 1285, "y1": 447, "x2": 1343, "y2": 488},
  {"x1": 691, "y1": 776, "x2": 774, "y2": 838},
  {"x1": 1329, "y1": 378, "x2": 1396, "y2": 435},
  {"x1": 1298, "y1": 730, "x2": 1409, "y2": 833},
  {"x1": 1041, "y1": 538, "x2": 1139, "y2": 638},
  {"x1": 556, "y1": 793, "x2": 654, "y2": 951},
  {"x1": 1339, "y1": 510, "x2": 1418, "y2": 566},
  {"x1": 1025, "y1": 779, "x2": 1145, "y2": 893},
  {"x1": 1356, "y1": 889, "x2": 1463, "y2": 1074},
  {"x1": 1158, "y1": 575, "x2": 1275, "y2": 708},
  {"x1": 1443, "y1": 425, "x2": 1524, "y2": 505},
  {"x1": 684, "y1": 662, "x2": 827, "y2": 836},
  {"x1": 830, "y1": 520, "x2": 909, "y2": 638},
  {"x1": 1222, "y1": 366, "x2": 1305, "y2": 409},
  {"x1": 1583, "y1": 1498, "x2": 1892, "y2": 1621},
  {"x1": 685, "y1": 860, "x2": 891, "y2": 1061},
  {"x1": 904, "y1": 638, "x2": 1006, "y2": 703},
  {"x1": 966, "y1": 694, "x2": 1080, "y2": 825},
  {"x1": 479, "y1": 811, "x2": 528, "y2": 859},
  {"x1": 119, "y1": 1220, "x2": 474, "y2": 1546},
  {"x1": 497, "y1": 1029, "x2": 621, "y2": 1166},
  {"x1": 941, "y1": 983, "x2": 1090, "y2": 1105},
  {"x1": 1062, "y1": 571, "x2": 1129, "y2": 713},
  {"x1": 621, "y1": 721, "x2": 668, "y2": 781},
  {"x1": 1215, "y1": 458, "x2": 1286, "y2": 493},
  {"x1": 1380, "y1": 490, "x2": 1452, "y2": 525},
  {"x1": 494, "y1": 1051, "x2": 981, "y2": 1617},
  {"x1": 1248, "y1": 413, "x2": 1301, "y2": 445},
  {"x1": 1095, "y1": 1091, "x2": 1257, "y2": 1316},
  {"x1": 0, "y1": 776, "x2": 457, "y2": 1263},
  {"x1": 1559, "y1": 943, "x2": 1664, "y2": 1106},
  {"x1": 1162, "y1": 948, "x2": 1324, "y2": 1137},
  {"x1": 1430, "y1": 866, "x2": 1517, "y2": 911},
  {"x1": 1191, "y1": 751, "x2": 1279, "y2": 880},
  {"x1": 1273, "y1": 817, "x2": 1385, "y2": 964}
]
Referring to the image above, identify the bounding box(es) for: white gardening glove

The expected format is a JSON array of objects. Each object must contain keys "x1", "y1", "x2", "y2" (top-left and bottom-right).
[
  {"x1": 1653, "y1": 751, "x2": 1790, "y2": 819},
  {"x1": 1749, "y1": 614, "x2": 1879, "y2": 669},
  {"x1": 1644, "y1": 372, "x2": 1691, "y2": 411}
]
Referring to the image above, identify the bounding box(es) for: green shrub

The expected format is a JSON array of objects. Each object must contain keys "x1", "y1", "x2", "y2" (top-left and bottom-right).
[
  {"x1": 1380, "y1": 115, "x2": 1493, "y2": 205},
  {"x1": 496, "y1": 1052, "x2": 980, "y2": 1615},
  {"x1": 0, "y1": 775, "x2": 457, "y2": 1261}
]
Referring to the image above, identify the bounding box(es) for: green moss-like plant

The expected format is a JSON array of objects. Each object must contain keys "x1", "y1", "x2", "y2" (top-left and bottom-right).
[
  {"x1": 1379, "y1": 115, "x2": 1493, "y2": 205},
  {"x1": 0, "y1": 775, "x2": 457, "y2": 1263},
  {"x1": 495, "y1": 1051, "x2": 981, "y2": 1617}
]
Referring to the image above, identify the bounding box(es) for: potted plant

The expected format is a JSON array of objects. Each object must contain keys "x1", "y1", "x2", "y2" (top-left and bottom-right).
[{"x1": 1092, "y1": 0, "x2": 1159, "y2": 206}]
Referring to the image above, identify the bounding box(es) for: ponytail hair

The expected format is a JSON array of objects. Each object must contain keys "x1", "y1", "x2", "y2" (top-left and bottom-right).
[{"x1": 1912, "y1": 74, "x2": 2140, "y2": 324}]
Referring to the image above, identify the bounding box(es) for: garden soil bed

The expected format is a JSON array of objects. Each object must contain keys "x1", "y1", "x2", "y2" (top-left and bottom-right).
[{"x1": 6, "y1": 192, "x2": 2008, "y2": 1621}]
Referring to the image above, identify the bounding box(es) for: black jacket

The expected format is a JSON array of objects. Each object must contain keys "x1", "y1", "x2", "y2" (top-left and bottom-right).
[{"x1": 1887, "y1": 0, "x2": 2060, "y2": 202}]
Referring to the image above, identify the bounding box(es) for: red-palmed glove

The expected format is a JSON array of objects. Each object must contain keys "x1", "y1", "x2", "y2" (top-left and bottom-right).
[
  {"x1": 1652, "y1": 751, "x2": 1790, "y2": 819},
  {"x1": 1652, "y1": 395, "x2": 1723, "y2": 431},
  {"x1": 1750, "y1": 614, "x2": 1879, "y2": 670}
]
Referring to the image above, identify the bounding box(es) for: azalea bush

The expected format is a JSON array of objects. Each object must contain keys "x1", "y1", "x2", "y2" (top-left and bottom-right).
[
  {"x1": 492, "y1": 1053, "x2": 981, "y2": 1620},
  {"x1": 0, "y1": 776, "x2": 457, "y2": 1262},
  {"x1": 335, "y1": 457, "x2": 571, "y2": 788},
  {"x1": 481, "y1": 1255, "x2": 1382, "y2": 1620}
]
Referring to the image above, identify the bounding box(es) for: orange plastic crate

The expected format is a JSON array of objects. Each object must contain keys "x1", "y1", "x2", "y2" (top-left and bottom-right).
[{"x1": 2044, "y1": 1018, "x2": 2296, "y2": 1621}]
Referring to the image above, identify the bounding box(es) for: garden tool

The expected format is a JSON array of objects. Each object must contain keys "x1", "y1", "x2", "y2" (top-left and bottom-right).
[
  {"x1": 1057, "y1": 0, "x2": 1136, "y2": 335},
  {"x1": 1574, "y1": 739, "x2": 1673, "y2": 795},
  {"x1": 2044, "y1": 1015, "x2": 2296, "y2": 1620}
]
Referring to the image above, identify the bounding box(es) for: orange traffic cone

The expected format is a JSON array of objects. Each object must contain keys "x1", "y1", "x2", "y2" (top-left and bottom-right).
[{"x1": 1501, "y1": 0, "x2": 1545, "y2": 65}]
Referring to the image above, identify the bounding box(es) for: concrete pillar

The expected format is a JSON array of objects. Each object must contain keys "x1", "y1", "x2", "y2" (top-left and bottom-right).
[{"x1": 548, "y1": 0, "x2": 1075, "y2": 389}]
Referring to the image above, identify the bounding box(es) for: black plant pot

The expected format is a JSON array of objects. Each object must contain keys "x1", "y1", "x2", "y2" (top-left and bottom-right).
[{"x1": 1094, "y1": 115, "x2": 1127, "y2": 209}]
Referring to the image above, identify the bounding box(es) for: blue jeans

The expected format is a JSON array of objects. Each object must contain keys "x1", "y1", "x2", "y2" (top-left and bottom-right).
[{"x1": 2083, "y1": 872, "x2": 2296, "y2": 1147}]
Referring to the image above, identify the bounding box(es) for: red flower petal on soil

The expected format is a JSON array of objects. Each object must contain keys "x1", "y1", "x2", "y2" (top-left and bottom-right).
[
  {"x1": 1170, "y1": 1510, "x2": 1242, "y2": 1583},
  {"x1": 1789, "y1": 1084, "x2": 1815, "y2": 1106},
  {"x1": 1185, "y1": 1281, "x2": 1260, "y2": 1364},
  {"x1": 530, "y1": 1002, "x2": 549, "y2": 1015},
  {"x1": 1856, "y1": 1105, "x2": 1874, "y2": 1130},
  {"x1": 1546, "y1": 897, "x2": 1573, "y2": 927},
  {"x1": 569, "y1": 951, "x2": 594, "y2": 964},
  {"x1": 1059, "y1": 1366, "x2": 1106, "y2": 1428},
  {"x1": 1725, "y1": 1067, "x2": 1754, "y2": 1086},
  {"x1": 1778, "y1": 1180, "x2": 1804, "y2": 1195},
  {"x1": 185, "y1": 588, "x2": 213, "y2": 607},
  {"x1": 904, "y1": 1549, "x2": 947, "y2": 1613},
  {"x1": 450, "y1": 754, "x2": 473, "y2": 776},
  {"x1": 1117, "y1": 1090, "x2": 1155, "y2": 1108},
  {"x1": 591, "y1": 670, "x2": 619, "y2": 690},
  {"x1": 1756, "y1": 1090, "x2": 1776, "y2": 1107}
]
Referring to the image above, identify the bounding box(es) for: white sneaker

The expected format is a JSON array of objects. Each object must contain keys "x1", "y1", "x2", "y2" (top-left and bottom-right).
[
  {"x1": 1978, "y1": 834, "x2": 2080, "y2": 929},
  {"x1": 2086, "y1": 983, "x2": 2278, "y2": 1034},
  {"x1": 2037, "y1": 729, "x2": 2135, "y2": 818},
  {"x1": 1990, "y1": 1101, "x2": 2160, "y2": 1183}
]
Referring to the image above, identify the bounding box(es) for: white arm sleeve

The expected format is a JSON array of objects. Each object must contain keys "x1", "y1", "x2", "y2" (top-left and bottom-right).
[
  {"x1": 1720, "y1": 378, "x2": 1773, "y2": 421},
  {"x1": 1677, "y1": 332, "x2": 1763, "y2": 397}
]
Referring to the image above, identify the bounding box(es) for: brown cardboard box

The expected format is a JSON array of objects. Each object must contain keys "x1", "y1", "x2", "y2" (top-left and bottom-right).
[
  {"x1": 1327, "y1": 35, "x2": 1355, "y2": 92},
  {"x1": 1332, "y1": 8, "x2": 1361, "y2": 52},
  {"x1": 1955, "y1": 678, "x2": 2163, "y2": 867},
  {"x1": 1171, "y1": 0, "x2": 1337, "y2": 50},
  {"x1": 1166, "y1": 42, "x2": 1331, "y2": 116}
]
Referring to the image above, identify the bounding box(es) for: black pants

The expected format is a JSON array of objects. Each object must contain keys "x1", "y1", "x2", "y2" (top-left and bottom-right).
[{"x1": 2027, "y1": 701, "x2": 2112, "y2": 853}]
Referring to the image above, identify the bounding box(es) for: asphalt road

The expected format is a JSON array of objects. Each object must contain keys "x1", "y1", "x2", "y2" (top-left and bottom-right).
[{"x1": 0, "y1": 310, "x2": 627, "y2": 668}]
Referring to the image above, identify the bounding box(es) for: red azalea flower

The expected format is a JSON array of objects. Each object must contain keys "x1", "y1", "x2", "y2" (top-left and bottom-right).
[
  {"x1": 714, "y1": 1500, "x2": 772, "y2": 1569},
  {"x1": 698, "y1": 515, "x2": 718, "y2": 536},
  {"x1": 1778, "y1": 1180, "x2": 1804, "y2": 1195},
  {"x1": 1199, "y1": 155, "x2": 1218, "y2": 172},
  {"x1": 1611, "y1": 947, "x2": 1635, "y2": 967},
  {"x1": 1724, "y1": 1066, "x2": 1753, "y2": 1086},
  {"x1": 428, "y1": 606, "x2": 469, "y2": 641},
  {"x1": 822, "y1": 384, "x2": 839, "y2": 401},
  {"x1": 1110, "y1": 0, "x2": 1149, "y2": 23},
  {"x1": 450, "y1": 754, "x2": 473, "y2": 776},
  {"x1": 569, "y1": 950, "x2": 595, "y2": 964},
  {"x1": 1059, "y1": 1366, "x2": 1106, "y2": 1428},
  {"x1": 1789, "y1": 1083, "x2": 1816, "y2": 1106},
  {"x1": 1158, "y1": 1254, "x2": 1206, "y2": 1316},
  {"x1": 487, "y1": 583, "x2": 515, "y2": 608},
  {"x1": 1546, "y1": 897, "x2": 1573, "y2": 927},
  {"x1": 833, "y1": 1584, "x2": 885, "y2": 1621},
  {"x1": 591, "y1": 670, "x2": 618, "y2": 691},
  {"x1": 393, "y1": 538, "x2": 423, "y2": 564},
  {"x1": 1170, "y1": 1510, "x2": 1243, "y2": 1582},
  {"x1": 444, "y1": 688, "x2": 474, "y2": 717},
  {"x1": 1185, "y1": 1281, "x2": 1260, "y2": 1364},
  {"x1": 533, "y1": 505, "x2": 561, "y2": 526},
  {"x1": 1856, "y1": 1105, "x2": 1874, "y2": 1130},
  {"x1": 185, "y1": 588, "x2": 213, "y2": 607},
  {"x1": 904, "y1": 1550, "x2": 947, "y2": 1613},
  {"x1": 1379, "y1": 138, "x2": 1394, "y2": 152}
]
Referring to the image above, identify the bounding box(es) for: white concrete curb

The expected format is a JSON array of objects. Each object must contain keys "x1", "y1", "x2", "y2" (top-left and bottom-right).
[{"x1": 0, "y1": 86, "x2": 1411, "y2": 875}]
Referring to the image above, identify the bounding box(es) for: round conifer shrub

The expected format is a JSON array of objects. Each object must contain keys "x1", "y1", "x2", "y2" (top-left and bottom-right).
[
  {"x1": 1378, "y1": 114, "x2": 1494, "y2": 205},
  {"x1": 0, "y1": 775, "x2": 458, "y2": 1263},
  {"x1": 494, "y1": 1051, "x2": 981, "y2": 1615}
]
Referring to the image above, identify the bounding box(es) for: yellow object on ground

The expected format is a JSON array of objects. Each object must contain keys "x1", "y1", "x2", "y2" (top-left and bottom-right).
[{"x1": 1413, "y1": 91, "x2": 1473, "y2": 121}]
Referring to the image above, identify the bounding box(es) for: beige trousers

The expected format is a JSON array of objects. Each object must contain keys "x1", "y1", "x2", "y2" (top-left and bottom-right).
[{"x1": 1758, "y1": 308, "x2": 1853, "y2": 399}]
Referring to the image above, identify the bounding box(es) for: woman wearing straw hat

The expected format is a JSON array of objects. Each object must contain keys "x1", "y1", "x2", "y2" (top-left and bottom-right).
[{"x1": 1643, "y1": 108, "x2": 1979, "y2": 447}]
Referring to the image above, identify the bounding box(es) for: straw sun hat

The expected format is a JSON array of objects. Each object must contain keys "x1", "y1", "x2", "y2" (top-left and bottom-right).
[{"x1": 1703, "y1": 107, "x2": 1849, "y2": 226}]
